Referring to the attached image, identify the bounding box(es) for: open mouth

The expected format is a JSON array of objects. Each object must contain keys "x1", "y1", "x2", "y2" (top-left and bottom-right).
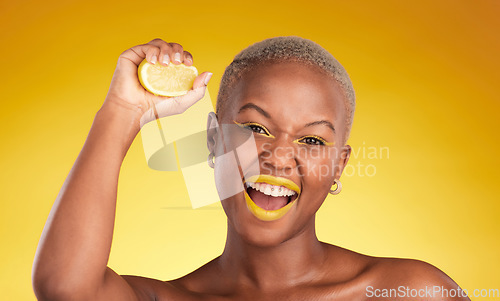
[
  {"x1": 245, "y1": 182, "x2": 299, "y2": 210},
  {"x1": 242, "y1": 175, "x2": 301, "y2": 221}
]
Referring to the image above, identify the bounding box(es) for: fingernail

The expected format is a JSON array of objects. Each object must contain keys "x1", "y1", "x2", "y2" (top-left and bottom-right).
[
  {"x1": 204, "y1": 73, "x2": 213, "y2": 86},
  {"x1": 174, "y1": 53, "x2": 181, "y2": 63},
  {"x1": 162, "y1": 54, "x2": 170, "y2": 65},
  {"x1": 151, "y1": 55, "x2": 157, "y2": 65}
]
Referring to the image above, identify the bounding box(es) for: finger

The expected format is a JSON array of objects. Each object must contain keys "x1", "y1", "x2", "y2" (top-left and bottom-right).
[
  {"x1": 140, "y1": 71, "x2": 212, "y2": 122},
  {"x1": 162, "y1": 72, "x2": 213, "y2": 115},
  {"x1": 193, "y1": 72, "x2": 213, "y2": 89},
  {"x1": 169, "y1": 43, "x2": 184, "y2": 65},
  {"x1": 148, "y1": 38, "x2": 173, "y2": 66},
  {"x1": 155, "y1": 86, "x2": 207, "y2": 117},
  {"x1": 146, "y1": 71, "x2": 211, "y2": 105},
  {"x1": 184, "y1": 51, "x2": 193, "y2": 66},
  {"x1": 150, "y1": 72, "x2": 211, "y2": 117},
  {"x1": 122, "y1": 44, "x2": 161, "y2": 66}
]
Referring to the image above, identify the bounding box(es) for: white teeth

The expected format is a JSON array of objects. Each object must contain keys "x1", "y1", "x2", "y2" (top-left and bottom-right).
[
  {"x1": 261, "y1": 184, "x2": 269, "y2": 195},
  {"x1": 246, "y1": 182, "x2": 297, "y2": 197}
]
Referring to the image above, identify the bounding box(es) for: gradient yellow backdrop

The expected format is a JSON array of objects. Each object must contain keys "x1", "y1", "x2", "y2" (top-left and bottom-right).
[{"x1": 1, "y1": 0, "x2": 499, "y2": 300}]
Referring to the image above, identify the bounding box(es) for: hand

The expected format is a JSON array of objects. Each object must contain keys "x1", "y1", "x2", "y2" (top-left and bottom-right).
[{"x1": 103, "y1": 38, "x2": 212, "y2": 127}]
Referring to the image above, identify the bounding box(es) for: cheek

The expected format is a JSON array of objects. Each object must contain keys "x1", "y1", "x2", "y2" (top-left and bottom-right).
[
  {"x1": 220, "y1": 195, "x2": 238, "y2": 221},
  {"x1": 296, "y1": 147, "x2": 339, "y2": 207},
  {"x1": 214, "y1": 149, "x2": 245, "y2": 202},
  {"x1": 213, "y1": 124, "x2": 260, "y2": 200},
  {"x1": 297, "y1": 147, "x2": 337, "y2": 182},
  {"x1": 216, "y1": 124, "x2": 262, "y2": 180}
]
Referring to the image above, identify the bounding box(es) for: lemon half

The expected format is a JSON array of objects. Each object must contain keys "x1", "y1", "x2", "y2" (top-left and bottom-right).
[{"x1": 138, "y1": 60, "x2": 198, "y2": 97}]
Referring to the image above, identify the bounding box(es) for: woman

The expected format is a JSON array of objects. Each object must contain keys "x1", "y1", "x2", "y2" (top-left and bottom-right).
[{"x1": 32, "y1": 37, "x2": 469, "y2": 300}]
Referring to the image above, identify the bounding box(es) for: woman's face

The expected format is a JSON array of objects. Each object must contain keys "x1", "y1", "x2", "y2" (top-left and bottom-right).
[{"x1": 211, "y1": 61, "x2": 351, "y2": 246}]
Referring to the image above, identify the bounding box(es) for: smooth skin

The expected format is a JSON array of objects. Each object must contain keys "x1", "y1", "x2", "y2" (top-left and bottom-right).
[{"x1": 32, "y1": 39, "x2": 470, "y2": 301}]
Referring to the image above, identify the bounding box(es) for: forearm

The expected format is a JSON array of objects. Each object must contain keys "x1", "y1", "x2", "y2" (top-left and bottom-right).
[{"x1": 33, "y1": 102, "x2": 141, "y2": 299}]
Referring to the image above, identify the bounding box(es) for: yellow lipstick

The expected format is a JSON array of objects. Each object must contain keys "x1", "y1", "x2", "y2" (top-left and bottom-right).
[{"x1": 244, "y1": 175, "x2": 300, "y2": 221}]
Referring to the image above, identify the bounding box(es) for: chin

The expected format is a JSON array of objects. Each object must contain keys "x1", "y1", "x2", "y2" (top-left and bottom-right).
[{"x1": 221, "y1": 191, "x2": 306, "y2": 248}]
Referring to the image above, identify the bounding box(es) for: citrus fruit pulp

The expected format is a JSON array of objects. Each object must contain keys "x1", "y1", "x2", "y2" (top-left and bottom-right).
[{"x1": 138, "y1": 60, "x2": 198, "y2": 97}]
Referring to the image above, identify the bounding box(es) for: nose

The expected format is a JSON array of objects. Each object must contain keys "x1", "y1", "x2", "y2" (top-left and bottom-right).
[{"x1": 259, "y1": 137, "x2": 297, "y2": 175}]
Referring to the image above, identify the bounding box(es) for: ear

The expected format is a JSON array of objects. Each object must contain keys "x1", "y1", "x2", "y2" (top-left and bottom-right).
[
  {"x1": 335, "y1": 144, "x2": 351, "y2": 179},
  {"x1": 206, "y1": 112, "x2": 219, "y2": 154}
]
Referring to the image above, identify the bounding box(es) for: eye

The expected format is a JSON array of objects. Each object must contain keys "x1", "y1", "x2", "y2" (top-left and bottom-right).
[
  {"x1": 234, "y1": 121, "x2": 273, "y2": 137},
  {"x1": 246, "y1": 124, "x2": 269, "y2": 135},
  {"x1": 296, "y1": 136, "x2": 331, "y2": 146}
]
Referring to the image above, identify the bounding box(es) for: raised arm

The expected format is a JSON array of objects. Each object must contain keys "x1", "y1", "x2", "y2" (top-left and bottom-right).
[{"x1": 32, "y1": 39, "x2": 212, "y2": 301}]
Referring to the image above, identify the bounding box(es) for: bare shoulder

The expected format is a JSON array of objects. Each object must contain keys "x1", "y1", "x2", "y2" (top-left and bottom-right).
[
  {"x1": 167, "y1": 257, "x2": 226, "y2": 296},
  {"x1": 371, "y1": 257, "x2": 457, "y2": 285},
  {"x1": 320, "y1": 244, "x2": 469, "y2": 300},
  {"x1": 322, "y1": 244, "x2": 461, "y2": 287},
  {"x1": 321, "y1": 243, "x2": 379, "y2": 279},
  {"x1": 117, "y1": 251, "x2": 469, "y2": 301},
  {"x1": 118, "y1": 258, "x2": 226, "y2": 301},
  {"x1": 366, "y1": 257, "x2": 470, "y2": 300},
  {"x1": 120, "y1": 274, "x2": 198, "y2": 301}
]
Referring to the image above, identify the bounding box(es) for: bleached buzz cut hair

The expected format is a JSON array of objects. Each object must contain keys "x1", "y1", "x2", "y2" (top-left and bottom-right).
[{"x1": 216, "y1": 36, "x2": 356, "y2": 134}]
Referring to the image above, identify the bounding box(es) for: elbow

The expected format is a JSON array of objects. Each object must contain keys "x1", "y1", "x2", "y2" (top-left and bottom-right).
[
  {"x1": 32, "y1": 279, "x2": 63, "y2": 301},
  {"x1": 32, "y1": 276, "x2": 67, "y2": 301},
  {"x1": 32, "y1": 268, "x2": 95, "y2": 301},
  {"x1": 32, "y1": 272, "x2": 71, "y2": 301}
]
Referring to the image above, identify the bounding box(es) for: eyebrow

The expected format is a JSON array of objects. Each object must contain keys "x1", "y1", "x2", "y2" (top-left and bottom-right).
[
  {"x1": 238, "y1": 102, "x2": 335, "y2": 133},
  {"x1": 304, "y1": 120, "x2": 336, "y2": 133},
  {"x1": 237, "y1": 103, "x2": 271, "y2": 118}
]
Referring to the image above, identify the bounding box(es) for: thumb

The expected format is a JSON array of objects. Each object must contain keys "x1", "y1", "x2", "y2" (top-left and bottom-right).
[{"x1": 193, "y1": 72, "x2": 213, "y2": 89}]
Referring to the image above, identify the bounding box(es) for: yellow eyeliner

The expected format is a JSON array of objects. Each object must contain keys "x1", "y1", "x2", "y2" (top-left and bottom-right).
[
  {"x1": 293, "y1": 135, "x2": 334, "y2": 146},
  {"x1": 233, "y1": 121, "x2": 333, "y2": 146},
  {"x1": 233, "y1": 120, "x2": 276, "y2": 138}
]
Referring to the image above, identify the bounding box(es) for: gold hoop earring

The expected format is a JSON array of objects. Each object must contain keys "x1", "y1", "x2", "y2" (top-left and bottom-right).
[
  {"x1": 207, "y1": 152, "x2": 215, "y2": 168},
  {"x1": 329, "y1": 179, "x2": 342, "y2": 195}
]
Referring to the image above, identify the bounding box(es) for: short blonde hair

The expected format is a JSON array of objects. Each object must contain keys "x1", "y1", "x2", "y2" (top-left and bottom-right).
[{"x1": 216, "y1": 36, "x2": 356, "y2": 135}]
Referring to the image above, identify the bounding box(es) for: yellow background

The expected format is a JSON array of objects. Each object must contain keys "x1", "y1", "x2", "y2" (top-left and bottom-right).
[{"x1": 1, "y1": 0, "x2": 499, "y2": 299}]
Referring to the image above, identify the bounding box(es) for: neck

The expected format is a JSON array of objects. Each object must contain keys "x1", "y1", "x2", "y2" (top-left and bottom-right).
[{"x1": 217, "y1": 217, "x2": 327, "y2": 290}]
